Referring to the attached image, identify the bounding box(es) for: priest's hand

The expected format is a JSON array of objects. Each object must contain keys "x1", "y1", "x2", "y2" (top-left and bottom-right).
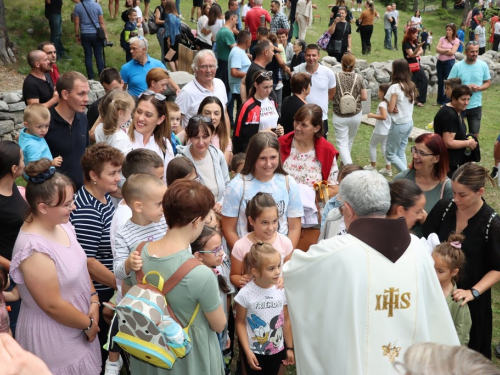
[
  {"x1": 245, "y1": 350, "x2": 262, "y2": 370},
  {"x1": 452, "y1": 288, "x2": 474, "y2": 306}
]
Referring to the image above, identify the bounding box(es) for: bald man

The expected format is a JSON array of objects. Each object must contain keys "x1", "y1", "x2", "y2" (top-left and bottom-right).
[{"x1": 22, "y1": 50, "x2": 59, "y2": 108}]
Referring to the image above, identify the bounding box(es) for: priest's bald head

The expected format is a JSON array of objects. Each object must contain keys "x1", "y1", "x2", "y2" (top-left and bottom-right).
[{"x1": 338, "y1": 171, "x2": 391, "y2": 229}]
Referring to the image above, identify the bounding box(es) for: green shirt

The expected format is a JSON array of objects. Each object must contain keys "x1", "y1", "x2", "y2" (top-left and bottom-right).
[
  {"x1": 215, "y1": 26, "x2": 236, "y2": 62},
  {"x1": 393, "y1": 168, "x2": 453, "y2": 238},
  {"x1": 446, "y1": 283, "x2": 472, "y2": 346},
  {"x1": 125, "y1": 244, "x2": 224, "y2": 375}
]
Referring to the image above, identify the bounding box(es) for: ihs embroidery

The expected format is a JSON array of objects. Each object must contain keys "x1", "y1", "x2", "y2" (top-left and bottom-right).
[
  {"x1": 382, "y1": 342, "x2": 401, "y2": 363},
  {"x1": 375, "y1": 287, "x2": 411, "y2": 317}
]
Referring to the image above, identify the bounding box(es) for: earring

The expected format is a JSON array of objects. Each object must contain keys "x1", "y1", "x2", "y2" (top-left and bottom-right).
[{"x1": 93, "y1": 181, "x2": 97, "y2": 185}]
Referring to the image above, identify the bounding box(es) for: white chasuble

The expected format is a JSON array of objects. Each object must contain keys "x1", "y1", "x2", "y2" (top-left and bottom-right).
[{"x1": 283, "y1": 234, "x2": 459, "y2": 375}]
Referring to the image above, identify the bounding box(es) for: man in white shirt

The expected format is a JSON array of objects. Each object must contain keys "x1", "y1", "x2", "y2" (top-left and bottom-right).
[
  {"x1": 283, "y1": 171, "x2": 460, "y2": 375},
  {"x1": 175, "y1": 49, "x2": 229, "y2": 129},
  {"x1": 241, "y1": 0, "x2": 255, "y2": 24},
  {"x1": 390, "y1": 3, "x2": 399, "y2": 50},
  {"x1": 293, "y1": 44, "x2": 336, "y2": 138}
]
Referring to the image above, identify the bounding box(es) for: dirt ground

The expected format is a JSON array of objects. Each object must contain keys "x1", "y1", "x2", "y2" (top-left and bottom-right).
[{"x1": 0, "y1": 65, "x2": 25, "y2": 92}]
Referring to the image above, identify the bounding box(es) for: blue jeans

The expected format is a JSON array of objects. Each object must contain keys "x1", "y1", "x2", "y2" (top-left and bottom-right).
[
  {"x1": 288, "y1": 21, "x2": 295, "y2": 42},
  {"x1": 436, "y1": 59, "x2": 455, "y2": 104},
  {"x1": 80, "y1": 33, "x2": 104, "y2": 80},
  {"x1": 175, "y1": 0, "x2": 180, "y2": 14},
  {"x1": 237, "y1": 4, "x2": 242, "y2": 31},
  {"x1": 385, "y1": 120, "x2": 413, "y2": 172},
  {"x1": 392, "y1": 26, "x2": 398, "y2": 49},
  {"x1": 384, "y1": 28, "x2": 392, "y2": 49},
  {"x1": 157, "y1": 28, "x2": 166, "y2": 65},
  {"x1": 47, "y1": 13, "x2": 65, "y2": 57}
]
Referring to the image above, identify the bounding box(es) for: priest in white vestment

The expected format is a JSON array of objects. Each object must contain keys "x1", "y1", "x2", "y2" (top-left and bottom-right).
[{"x1": 283, "y1": 171, "x2": 460, "y2": 375}]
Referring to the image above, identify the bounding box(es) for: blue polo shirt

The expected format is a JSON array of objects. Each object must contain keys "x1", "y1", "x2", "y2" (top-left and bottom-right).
[
  {"x1": 18, "y1": 128, "x2": 53, "y2": 165},
  {"x1": 45, "y1": 107, "x2": 89, "y2": 189},
  {"x1": 74, "y1": 0, "x2": 103, "y2": 34},
  {"x1": 120, "y1": 55, "x2": 165, "y2": 97}
]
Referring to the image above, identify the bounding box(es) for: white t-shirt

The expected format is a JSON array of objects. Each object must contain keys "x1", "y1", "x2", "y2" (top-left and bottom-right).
[
  {"x1": 209, "y1": 19, "x2": 224, "y2": 40},
  {"x1": 234, "y1": 280, "x2": 287, "y2": 355},
  {"x1": 293, "y1": 64, "x2": 336, "y2": 120},
  {"x1": 222, "y1": 173, "x2": 304, "y2": 238},
  {"x1": 384, "y1": 83, "x2": 414, "y2": 125},
  {"x1": 410, "y1": 16, "x2": 422, "y2": 27},
  {"x1": 373, "y1": 101, "x2": 391, "y2": 135},
  {"x1": 134, "y1": 6, "x2": 142, "y2": 20},
  {"x1": 494, "y1": 21, "x2": 500, "y2": 34},
  {"x1": 242, "y1": 4, "x2": 252, "y2": 18},
  {"x1": 196, "y1": 15, "x2": 212, "y2": 45},
  {"x1": 475, "y1": 25, "x2": 486, "y2": 47},
  {"x1": 258, "y1": 97, "x2": 280, "y2": 131},
  {"x1": 95, "y1": 124, "x2": 133, "y2": 155},
  {"x1": 192, "y1": 151, "x2": 219, "y2": 199}
]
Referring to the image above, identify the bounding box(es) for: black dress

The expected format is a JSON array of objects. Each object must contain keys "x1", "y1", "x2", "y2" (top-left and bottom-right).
[
  {"x1": 422, "y1": 199, "x2": 500, "y2": 359},
  {"x1": 281, "y1": 95, "x2": 306, "y2": 134},
  {"x1": 327, "y1": 22, "x2": 351, "y2": 63},
  {"x1": 403, "y1": 41, "x2": 428, "y2": 104}
]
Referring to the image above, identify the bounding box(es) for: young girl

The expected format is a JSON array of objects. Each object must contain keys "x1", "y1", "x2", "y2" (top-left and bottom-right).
[
  {"x1": 222, "y1": 133, "x2": 303, "y2": 250},
  {"x1": 197, "y1": 96, "x2": 232, "y2": 165},
  {"x1": 235, "y1": 243, "x2": 294, "y2": 374},
  {"x1": 230, "y1": 193, "x2": 293, "y2": 289},
  {"x1": 95, "y1": 90, "x2": 136, "y2": 155},
  {"x1": 365, "y1": 83, "x2": 392, "y2": 176},
  {"x1": 427, "y1": 30, "x2": 433, "y2": 51},
  {"x1": 0, "y1": 265, "x2": 19, "y2": 336},
  {"x1": 192, "y1": 226, "x2": 232, "y2": 372},
  {"x1": 384, "y1": 59, "x2": 418, "y2": 173},
  {"x1": 432, "y1": 233, "x2": 472, "y2": 346}
]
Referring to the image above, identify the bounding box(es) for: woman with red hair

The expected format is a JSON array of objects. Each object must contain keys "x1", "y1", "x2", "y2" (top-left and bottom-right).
[
  {"x1": 393, "y1": 133, "x2": 452, "y2": 237},
  {"x1": 403, "y1": 26, "x2": 428, "y2": 107}
]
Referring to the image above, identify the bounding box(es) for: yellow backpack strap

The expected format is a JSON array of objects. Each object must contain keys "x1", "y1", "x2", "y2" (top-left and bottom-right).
[{"x1": 183, "y1": 304, "x2": 200, "y2": 333}]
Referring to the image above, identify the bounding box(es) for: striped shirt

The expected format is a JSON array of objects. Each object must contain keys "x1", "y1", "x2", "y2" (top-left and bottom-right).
[
  {"x1": 113, "y1": 217, "x2": 168, "y2": 280},
  {"x1": 70, "y1": 186, "x2": 116, "y2": 291}
]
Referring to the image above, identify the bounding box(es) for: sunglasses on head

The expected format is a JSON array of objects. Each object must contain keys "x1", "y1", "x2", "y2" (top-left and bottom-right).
[
  {"x1": 139, "y1": 89, "x2": 166, "y2": 101},
  {"x1": 190, "y1": 115, "x2": 212, "y2": 123}
]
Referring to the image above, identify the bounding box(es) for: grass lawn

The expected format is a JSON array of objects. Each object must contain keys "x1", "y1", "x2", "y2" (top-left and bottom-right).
[{"x1": 5, "y1": 0, "x2": 500, "y2": 372}]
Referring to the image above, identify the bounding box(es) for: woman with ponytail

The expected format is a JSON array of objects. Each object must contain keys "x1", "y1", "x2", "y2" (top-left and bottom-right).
[
  {"x1": 357, "y1": 0, "x2": 379, "y2": 55},
  {"x1": 423, "y1": 163, "x2": 500, "y2": 358},
  {"x1": 9, "y1": 158, "x2": 101, "y2": 374}
]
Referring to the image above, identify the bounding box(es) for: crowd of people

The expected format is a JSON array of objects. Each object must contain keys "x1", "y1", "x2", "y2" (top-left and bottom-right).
[{"x1": 4, "y1": 0, "x2": 500, "y2": 375}]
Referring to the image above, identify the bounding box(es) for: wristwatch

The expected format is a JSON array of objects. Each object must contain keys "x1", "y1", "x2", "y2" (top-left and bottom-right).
[{"x1": 470, "y1": 288, "x2": 480, "y2": 300}]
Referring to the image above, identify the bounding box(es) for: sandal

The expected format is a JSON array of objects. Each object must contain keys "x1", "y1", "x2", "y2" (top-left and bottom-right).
[{"x1": 416, "y1": 102, "x2": 425, "y2": 107}]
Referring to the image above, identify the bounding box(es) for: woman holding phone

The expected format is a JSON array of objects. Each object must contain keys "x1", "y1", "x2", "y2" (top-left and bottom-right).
[{"x1": 403, "y1": 26, "x2": 428, "y2": 107}]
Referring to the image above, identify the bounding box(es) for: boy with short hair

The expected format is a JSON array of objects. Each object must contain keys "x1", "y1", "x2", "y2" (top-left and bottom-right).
[
  {"x1": 105, "y1": 151, "x2": 165, "y2": 374},
  {"x1": 420, "y1": 27, "x2": 429, "y2": 55},
  {"x1": 19, "y1": 103, "x2": 63, "y2": 166},
  {"x1": 475, "y1": 19, "x2": 487, "y2": 55},
  {"x1": 444, "y1": 77, "x2": 462, "y2": 99},
  {"x1": 167, "y1": 102, "x2": 185, "y2": 145},
  {"x1": 121, "y1": 8, "x2": 139, "y2": 62}
]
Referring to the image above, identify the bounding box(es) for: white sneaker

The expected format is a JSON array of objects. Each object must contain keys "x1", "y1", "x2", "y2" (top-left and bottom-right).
[
  {"x1": 379, "y1": 168, "x2": 393, "y2": 177},
  {"x1": 104, "y1": 357, "x2": 123, "y2": 375},
  {"x1": 275, "y1": 82, "x2": 284, "y2": 90},
  {"x1": 363, "y1": 165, "x2": 375, "y2": 170}
]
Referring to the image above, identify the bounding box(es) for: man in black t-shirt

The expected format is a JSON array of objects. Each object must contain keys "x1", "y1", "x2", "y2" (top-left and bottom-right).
[{"x1": 22, "y1": 50, "x2": 59, "y2": 108}]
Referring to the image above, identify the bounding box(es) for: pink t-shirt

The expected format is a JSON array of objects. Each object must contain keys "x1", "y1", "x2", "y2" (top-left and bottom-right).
[
  {"x1": 232, "y1": 232, "x2": 293, "y2": 262},
  {"x1": 437, "y1": 37, "x2": 460, "y2": 61},
  {"x1": 211, "y1": 133, "x2": 232, "y2": 153}
]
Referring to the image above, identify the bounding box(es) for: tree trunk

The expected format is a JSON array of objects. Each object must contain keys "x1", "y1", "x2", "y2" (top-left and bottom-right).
[
  {"x1": 0, "y1": 0, "x2": 16, "y2": 64},
  {"x1": 463, "y1": 0, "x2": 471, "y2": 22},
  {"x1": 413, "y1": 0, "x2": 419, "y2": 12},
  {"x1": 441, "y1": 0, "x2": 447, "y2": 9}
]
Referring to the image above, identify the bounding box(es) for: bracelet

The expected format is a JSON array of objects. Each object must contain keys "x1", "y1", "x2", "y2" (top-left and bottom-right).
[
  {"x1": 285, "y1": 347, "x2": 294, "y2": 351},
  {"x1": 84, "y1": 317, "x2": 93, "y2": 331},
  {"x1": 91, "y1": 301, "x2": 101, "y2": 306},
  {"x1": 90, "y1": 292, "x2": 98, "y2": 297}
]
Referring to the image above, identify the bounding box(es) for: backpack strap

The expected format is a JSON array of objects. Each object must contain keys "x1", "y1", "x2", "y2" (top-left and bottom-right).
[
  {"x1": 236, "y1": 174, "x2": 246, "y2": 221},
  {"x1": 134, "y1": 241, "x2": 148, "y2": 284},
  {"x1": 162, "y1": 258, "x2": 202, "y2": 327},
  {"x1": 349, "y1": 74, "x2": 358, "y2": 96}
]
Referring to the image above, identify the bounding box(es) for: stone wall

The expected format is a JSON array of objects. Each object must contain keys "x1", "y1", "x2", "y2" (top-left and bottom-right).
[
  {"x1": 321, "y1": 49, "x2": 500, "y2": 99},
  {"x1": 0, "y1": 70, "x2": 194, "y2": 141}
]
